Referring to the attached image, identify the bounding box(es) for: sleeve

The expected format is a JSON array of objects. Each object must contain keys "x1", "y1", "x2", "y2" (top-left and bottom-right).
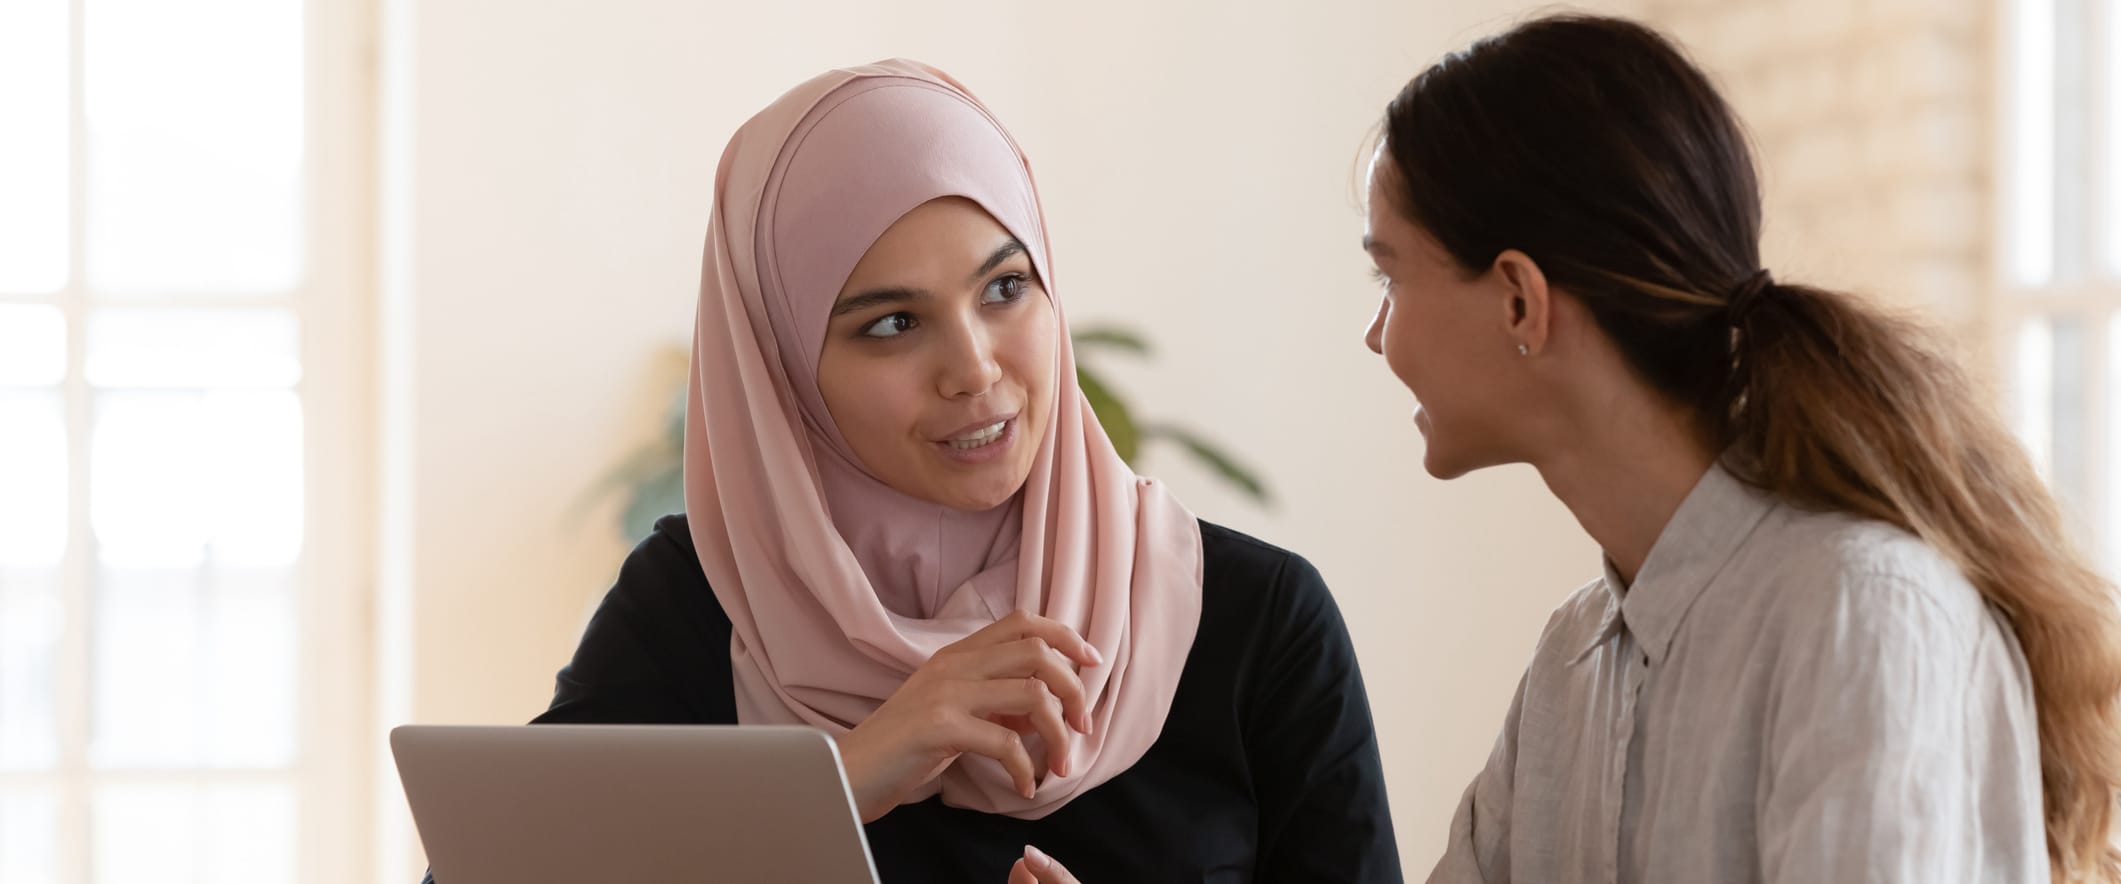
[
  {"x1": 1242, "y1": 554, "x2": 1406, "y2": 883},
  {"x1": 1425, "y1": 671, "x2": 1525, "y2": 884},
  {"x1": 1756, "y1": 573, "x2": 2021, "y2": 882},
  {"x1": 530, "y1": 519, "x2": 732, "y2": 725}
]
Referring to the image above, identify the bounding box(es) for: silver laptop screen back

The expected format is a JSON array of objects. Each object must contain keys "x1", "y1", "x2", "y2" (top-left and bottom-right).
[{"x1": 392, "y1": 725, "x2": 880, "y2": 884}]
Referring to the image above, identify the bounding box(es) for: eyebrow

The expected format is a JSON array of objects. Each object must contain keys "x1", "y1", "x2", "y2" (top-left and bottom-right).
[
  {"x1": 1362, "y1": 236, "x2": 1395, "y2": 258},
  {"x1": 829, "y1": 239, "x2": 1031, "y2": 319},
  {"x1": 829, "y1": 286, "x2": 923, "y2": 318},
  {"x1": 970, "y1": 239, "x2": 1028, "y2": 282}
]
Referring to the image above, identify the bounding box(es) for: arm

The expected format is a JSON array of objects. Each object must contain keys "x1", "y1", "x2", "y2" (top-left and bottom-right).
[
  {"x1": 1425, "y1": 671, "x2": 1525, "y2": 884},
  {"x1": 1757, "y1": 574, "x2": 2029, "y2": 882},
  {"x1": 1243, "y1": 554, "x2": 1405, "y2": 883}
]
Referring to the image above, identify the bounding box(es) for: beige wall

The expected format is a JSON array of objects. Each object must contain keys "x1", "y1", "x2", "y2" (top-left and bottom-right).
[
  {"x1": 1641, "y1": 0, "x2": 1993, "y2": 330},
  {"x1": 371, "y1": 0, "x2": 1716, "y2": 877}
]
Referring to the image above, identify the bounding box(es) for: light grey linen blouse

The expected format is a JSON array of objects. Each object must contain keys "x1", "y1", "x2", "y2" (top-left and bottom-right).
[{"x1": 1428, "y1": 465, "x2": 2047, "y2": 883}]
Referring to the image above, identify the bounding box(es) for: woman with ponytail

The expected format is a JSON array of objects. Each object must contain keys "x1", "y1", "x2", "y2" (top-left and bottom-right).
[{"x1": 1361, "y1": 14, "x2": 2121, "y2": 883}]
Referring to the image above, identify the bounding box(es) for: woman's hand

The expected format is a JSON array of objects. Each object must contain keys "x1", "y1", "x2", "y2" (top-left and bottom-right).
[
  {"x1": 1007, "y1": 845, "x2": 1081, "y2": 883},
  {"x1": 837, "y1": 610, "x2": 1102, "y2": 823}
]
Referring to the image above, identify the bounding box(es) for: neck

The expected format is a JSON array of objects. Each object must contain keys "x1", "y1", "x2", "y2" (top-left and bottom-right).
[{"x1": 1531, "y1": 388, "x2": 1717, "y2": 587}]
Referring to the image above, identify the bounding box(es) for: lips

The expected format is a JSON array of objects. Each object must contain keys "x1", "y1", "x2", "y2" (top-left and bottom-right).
[
  {"x1": 949, "y1": 421, "x2": 1008, "y2": 450},
  {"x1": 931, "y1": 412, "x2": 1021, "y2": 465},
  {"x1": 934, "y1": 412, "x2": 1020, "y2": 445}
]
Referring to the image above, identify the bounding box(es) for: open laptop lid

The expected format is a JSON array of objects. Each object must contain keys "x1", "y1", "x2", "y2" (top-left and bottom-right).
[{"x1": 391, "y1": 724, "x2": 881, "y2": 884}]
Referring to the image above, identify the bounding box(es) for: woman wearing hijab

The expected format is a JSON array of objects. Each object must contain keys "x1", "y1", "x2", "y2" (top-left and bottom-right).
[
  {"x1": 1359, "y1": 14, "x2": 2121, "y2": 883},
  {"x1": 423, "y1": 61, "x2": 1399, "y2": 883}
]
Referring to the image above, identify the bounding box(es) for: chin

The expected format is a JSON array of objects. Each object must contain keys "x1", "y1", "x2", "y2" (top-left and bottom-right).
[
  {"x1": 1419, "y1": 433, "x2": 1485, "y2": 481},
  {"x1": 931, "y1": 469, "x2": 1030, "y2": 512},
  {"x1": 1422, "y1": 452, "x2": 1474, "y2": 481}
]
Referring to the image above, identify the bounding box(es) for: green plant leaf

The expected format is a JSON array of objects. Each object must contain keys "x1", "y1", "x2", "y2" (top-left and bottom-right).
[
  {"x1": 569, "y1": 440, "x2": 682, "y2": 526},
  {"x1": 1142, "y1": 423, "x2": 1271, "y2": 504},
  {"x1": 1070, "y1": 326, "x2": 1151, "y2": 356},
  {"x1": 621, "y1": 463, "x2": 687, "y2": 541},
  {"x1": 1076, "y1": 365, "x2": 1139, "y2": 463},
  {"x1": 664, "y1": 388, "x2": 688, "y2": 449}
]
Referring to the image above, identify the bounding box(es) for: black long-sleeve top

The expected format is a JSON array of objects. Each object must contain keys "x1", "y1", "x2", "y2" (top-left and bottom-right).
[{"x1": 423, "y1": 515, "x2": 1400, "y2": 883}]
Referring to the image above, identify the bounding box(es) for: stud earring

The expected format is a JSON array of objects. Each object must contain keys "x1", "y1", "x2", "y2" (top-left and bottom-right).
[{"x1": 1516, "y1": 343, "x2": 1529, "y2": 356}]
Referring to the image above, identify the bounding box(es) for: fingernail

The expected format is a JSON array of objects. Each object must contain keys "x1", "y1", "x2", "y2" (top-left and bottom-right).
[
  {"x1": 1025, "y1": 845, "x2": 1053, "y2": 870},
  {"x1": 1086, "y1": 644, "x2": 1105, "y2": 665}
]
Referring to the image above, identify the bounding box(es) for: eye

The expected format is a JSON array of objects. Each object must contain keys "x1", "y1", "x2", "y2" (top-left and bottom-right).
[
  {"x1": 1369, "y1": 267, "x2": 1392, "y2": 287},
  {"x1": 981, "y1": 273, "x2": 1031, "y2": 305},
  {"x1": 860, "y1": 312, "x2": 917, "y2": 339}
]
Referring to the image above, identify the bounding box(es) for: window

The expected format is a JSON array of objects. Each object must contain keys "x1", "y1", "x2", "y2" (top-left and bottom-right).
[
  {"x1": 2003, "y1": 0, "x2": 2121, "y2": 565},
  {"x1": 0, "y1": 1, "x2": 371, "y2": 882}
]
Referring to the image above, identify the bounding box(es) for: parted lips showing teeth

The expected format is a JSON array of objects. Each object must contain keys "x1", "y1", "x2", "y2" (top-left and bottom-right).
[{"x1": 948, "y1": 421, "x2": 1007, "y2": 450}]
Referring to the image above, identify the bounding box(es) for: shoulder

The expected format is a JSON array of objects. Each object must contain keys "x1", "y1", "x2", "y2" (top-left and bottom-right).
[
  {"x1": 601, "y1": 514, "x2": 726, "y2": 629},
  {"x1": 1549, "y1": 575, "x2": 1616, "y2": 640},
  {"x1": 1743, "y1": 506, "x2": 1995, "y2": 650},
  {"x1": 1195, "y1": 519, "x2": 1352, "y2": 655},
  {"x1": 644, "y1": 513, "x2": 701, "y2": 561},
  {"x1": 632, "y1": 513, "x2": 705, "y2": 580},
  {"x1": 1199, "y1": 518, "x2": 1334, "y2": 612}
]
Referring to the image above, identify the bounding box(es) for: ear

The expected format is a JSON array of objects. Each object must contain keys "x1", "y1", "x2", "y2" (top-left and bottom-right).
[{"x1": 1491, "y1": 249, "x2": 1551, "y2": 355}]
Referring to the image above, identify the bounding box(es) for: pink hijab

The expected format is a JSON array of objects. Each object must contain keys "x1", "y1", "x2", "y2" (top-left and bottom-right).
[{"x1": 682, "y1": 59, "x2": 1205, "y2": 819}]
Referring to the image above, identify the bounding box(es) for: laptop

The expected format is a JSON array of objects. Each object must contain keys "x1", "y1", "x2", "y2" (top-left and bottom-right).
[{"x1": 391, "y1": 724, "x2": 883, "y2": 884}]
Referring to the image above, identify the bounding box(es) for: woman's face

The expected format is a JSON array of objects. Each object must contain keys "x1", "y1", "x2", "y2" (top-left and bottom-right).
[
  {"x1": 818, "y1": 197, "x2": 1058, "y2": 511},
  {"x1": 1361, "y1": 152, "x2": 1531, "y2": 479}
]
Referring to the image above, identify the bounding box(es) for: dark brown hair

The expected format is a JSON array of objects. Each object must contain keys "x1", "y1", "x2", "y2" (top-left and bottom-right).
[{"x1": 1383, "y1": 13, "x2": 2121, "y2": 879}]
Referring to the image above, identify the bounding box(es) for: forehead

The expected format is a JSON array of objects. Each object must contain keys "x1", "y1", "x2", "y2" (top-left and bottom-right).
[
  {"x1": 1363, "y1": 162, "x2": 1419, "y2": 242},
  {"x1": 847, "y1": 198, "x2": 1016, "y2": 280}
]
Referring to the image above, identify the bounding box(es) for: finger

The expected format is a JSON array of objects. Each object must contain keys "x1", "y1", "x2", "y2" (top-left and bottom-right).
[
  {"x1": 1024, "y1": 845, "x2": 1081, "y2": 884},
  {"x1": 966, "y1": 638, "x2": 1091, "y2": 734},
  {"x1": 1007, "y1": 859, "x2": 1037, "y2": 884},
  {"x1": 953, "y1": 610, "x2": 1103, "y2": 668},
  {"x1": 956, "y1": 717, "x2": 1038, "y2": 799},
  {"x1": 962, "y1": 678, "x2": 1073, "y2": 777},
  {"x1": 990, "y1": 712, "x2": 1036, "y2": 735}
]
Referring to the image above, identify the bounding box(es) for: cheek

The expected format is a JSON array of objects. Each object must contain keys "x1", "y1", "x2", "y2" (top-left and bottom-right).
[
  {"x1": 1004, "y1": 304, "x2": 1060, "y2": 408},
  {"x1": 821, "y1": 359, "x2": 919, "y2": 447},
  {"x1": 1379, "y1": 300, "x2": 1434, "y2": 387}
]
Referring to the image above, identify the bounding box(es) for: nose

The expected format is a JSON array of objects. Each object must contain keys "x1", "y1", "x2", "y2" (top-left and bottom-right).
[
  {"x1": 1363, "y1": 296, "x2": 1387, "y2": 355},
  {"x1": 937, "y1": 316, "x2": 1003, "y2": 399}
]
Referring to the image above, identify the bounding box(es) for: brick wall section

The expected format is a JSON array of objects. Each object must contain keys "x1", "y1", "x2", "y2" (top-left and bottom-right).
[{"x1": 1632, "y1": 0, "x2": 1993, "y2": 330}]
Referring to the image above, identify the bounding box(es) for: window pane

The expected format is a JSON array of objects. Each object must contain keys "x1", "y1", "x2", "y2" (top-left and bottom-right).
[
  {"x1": 92, "y1": 783, "x2": 296, "y2": 884},
  {"x1": 2106, "y1": 313, "x2": 2121, "y2": 570},
  {"x1": 93, "y1": 393, "x2": 210, "y2": 568},
  {"x1": 0, "y1": 571, "x2": 63, "y2": 770},
  {"x1": 2014, "y1": 316, "x2": 2093, "y2": 524},
  {"x1": 91, "y1": 565, "x2": 297, "y2": 769},
  {"x1": 0, "y1": 305, "x2": 67, "y2": 386},
  {"x1": 0, "y1": 789, "x2": 59, "y2": 884},
  {"x1": 93, "y1": 389, "x2": 304, "y2": 569},
  {"x1": 2013, "y1": 319, "x2": 2055, "y2": 477},
  {"x1": 87, "y1": 309, "x2": 301, "y2": 389},
  {"x1": 84, "y1": 0, "x2": 304, "y2": 295},
  {"x1": 202, "y1": 567, "x2": 297, "y2": 766},
  {"x1": 201, "y1": 390, "x2": 304, "y2": 567},
  {"x1": 0, "y1": 392, "x2": 67, "y2": 566},
  {"x1": 92, "y1": 566, "x2": 201, "y2": 767},
  {"x1": 2107, "y1": 0, "x2": 2121, "y2": 278},
  {"x1": 0, "y1": 0, "x2": 69, "y2": 295},
  {"x1": 2008, "y1": 0, "x2": 2056, "y2": 287}
]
